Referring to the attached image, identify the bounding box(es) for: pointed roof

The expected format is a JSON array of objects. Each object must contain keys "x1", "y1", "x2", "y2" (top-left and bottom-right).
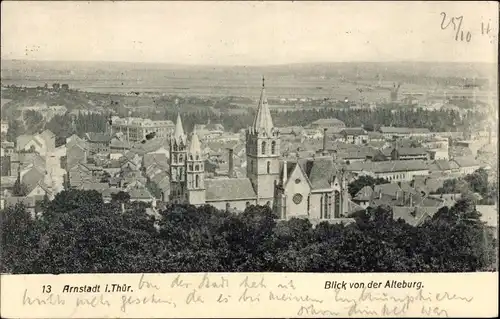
[
  {"x1": 189, "y1": 130, "x2": 202, "y2": 155},
  {"x1": 173, "y1": 113, "x2": 186, "y2": 142},
  {"x1": 252, "y1": 77, "x2": 274, "y2": 135}
]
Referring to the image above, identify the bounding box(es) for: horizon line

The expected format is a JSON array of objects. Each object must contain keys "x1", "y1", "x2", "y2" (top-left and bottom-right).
[{"x1": 1, "y1": 58, "x2": 495, "y2": 68}]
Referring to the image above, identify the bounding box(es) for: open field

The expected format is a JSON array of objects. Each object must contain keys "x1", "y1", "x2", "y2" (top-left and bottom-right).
[{"x1": 1, "y1": 60, "x2": 496, "y2": 102}]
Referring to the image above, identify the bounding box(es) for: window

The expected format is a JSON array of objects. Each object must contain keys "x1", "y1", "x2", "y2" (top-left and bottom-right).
[
  {"x1": 320, "y1": 196, "x2": 323, "y2": 219},
  {"x1": 267, "y1": 161, "x2": 271, "y2": 174},
  {"x1": 261, "y1": 141, "x2": 266, "y2": 155},
  {"x1": 189, "y1": 155, "x2": 193, "y2": 160},
  {"x1": 271, "y1": 141, "x2": 276, "y2": 154},
  {"x1": 293, "y1": 193, "x2": 303, "y2": 204},
  {"x1": 195, "y1": 175, "x2": 199, "y2": 188},
  {"x1": 334, "y1": 191, "x2": 341, "y2": 217},
  {"x1": 196, "y1": 155, "x2": 200, "y2": 160},
  {"x1": 324, "y1": 194, "x2": 328, "y2": 217},
  {"x1": 195, "y1": 164, "x2": 199, "y2": 171},
  {"x1": 295, "y1": 178, "x2": 301, "y2": 184}
]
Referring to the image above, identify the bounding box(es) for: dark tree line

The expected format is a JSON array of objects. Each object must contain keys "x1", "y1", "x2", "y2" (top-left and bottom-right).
[
  {"x1": 1, "y1": 189, "x2": 496, "y2": 274},
  {"x1": 436, "y1": 168, "x2": 497, "y2": 205},
  {"x1": 8, "y1": 105, "x2": 486, "y2": 146}
]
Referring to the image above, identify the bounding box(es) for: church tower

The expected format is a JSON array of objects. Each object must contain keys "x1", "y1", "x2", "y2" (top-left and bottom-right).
[
  {"x1": 169, "y1": 113, "x2": 187, "y2": 203},
  {"x1": 246, "y1": 77, "x2": 280, "y2": 205},
  {"x1": 186, "y1": 129, "x2": 206, "y2": 206}
]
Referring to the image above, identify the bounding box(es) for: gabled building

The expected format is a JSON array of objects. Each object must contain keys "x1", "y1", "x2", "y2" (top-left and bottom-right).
[
  {"x1": 339, "y1": 128, "x2": 368, "y2": 145},
  {"x1": 391, "y1": 147, "x2": 429, "y2": 161},
  {"x1": 452, "y1": 156, "x2": 481, "y2": 175},
  {"x1": 84, "y1": 132, "x2": 112, "y2": 155}
]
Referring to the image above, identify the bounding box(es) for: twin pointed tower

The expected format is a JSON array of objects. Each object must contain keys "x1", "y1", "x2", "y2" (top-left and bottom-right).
[
  {"x1": 245, "y1": 77, "x2": 280, "y2": 204},
  {"x1": 169, "y1": 77, "x2": 280, "y2": 207},
  {"x1": 169, "y1": 113, "x2": 205, "y2": 204}
]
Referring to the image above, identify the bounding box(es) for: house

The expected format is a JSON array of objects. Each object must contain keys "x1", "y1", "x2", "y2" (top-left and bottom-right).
[
  {"x1": 336, "y1": 148, "x2": 375, "y2": 163},
  {"x1": 193, "y1": 123, "x2": 225, "y2": 141},
  {"x1": 0, "y1": 120, "x2": 9, "y2": 134},
  {"x1": 109, "y1": 138, "x2": 132, "y2": 158},
  {"x1": 346, "y1": 160, "x2": 430, "y2": 182},
  {"x1": 38, "y1": 130, "x2": 56, "y2": 153},
  {"x1": 120, "y1": 151, "x2": 142, "y2": 171},
  {"x1": 391, "y1": 206, "x2": 441, "y2": 226},
  {"x1": 143, "y1": 153, "x2": 169, "y2": 171},
  {"x1": 309, "y1": 118, "x2": 346, "y2": 131},
  {"x1": 128, "y1": 187, "x2": 156, "y2": 208},
  {"x1": 352, "y1": 186, "x2": 373, "y2": 208},
  {"x1": 432, "y1": 159, "x2": 460, "y2": 175},
  {"x1": 17, "y1": 135, "x2": 44, "y2": 155},
  {"x1": 414, "y1": 177, "x2": 446, "y2": 194},
  {"x1": 1, "y1": 141, "x2": 15, "y2": 156},
  {"x1": 391, "y1": 147, "x2": 429, "y2": 161},
  {"x1": 16, "y1": 130, "x2": 56, "y2": 156},
  {"x1": 378, "y1": 126, "x2": 432, "y2": 139},
  {"x1": 339, "y1": 128, "x2": 369, "y2": 145},
  {"x1": 66, "y1": 142, "x2": 87, "y2": 170},
  {"x1": 302, "y1": 128, "x2": 323, "y2": 140},
  {"x1": 427, "y1": 148, "x2": 449, "y2": 160},
  {"x1": 367, "y1": 131, "x2": 385, "y2": 142},
  {"x1": 150, "y1": 172, "x2": 170, "y2": 201},
  {"x1": 84, "y1": 132, "x2": 112, "y2": 155},
  {"x1": 452, "y1": 156, "x2": 481, "y2": 175}
]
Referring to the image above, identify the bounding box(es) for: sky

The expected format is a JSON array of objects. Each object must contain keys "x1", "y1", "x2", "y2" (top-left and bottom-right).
[{"x1": 1, "y1": 1, "x2": 498, "y2": 65}]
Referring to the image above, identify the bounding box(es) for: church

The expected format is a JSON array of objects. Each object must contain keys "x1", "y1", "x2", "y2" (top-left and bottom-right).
[{"x1": 169, "y1": 79, "x2": 360, "y2": 221}]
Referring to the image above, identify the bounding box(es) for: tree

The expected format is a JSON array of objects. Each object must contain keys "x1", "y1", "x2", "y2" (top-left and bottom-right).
[
  {"x1": 0, "y1": 203, "x2": 41, "y2": 273},
  {"x1": 1, "y1": 189, "x2": 495, "y2": 274},
  {"x1": 348, "y1": 175, "x2": 389, "y2": 198},
  {"x1": 464, "y1": 168, "x2": 488, "y2": 197},
  {"x1": 111, "y1": 191, "x2": 130, "y2": 204}
]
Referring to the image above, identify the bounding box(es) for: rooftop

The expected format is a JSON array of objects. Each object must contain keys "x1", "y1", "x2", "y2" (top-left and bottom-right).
[{"x1": 205, "y1": 177, "x2": 256, "y2": 201}]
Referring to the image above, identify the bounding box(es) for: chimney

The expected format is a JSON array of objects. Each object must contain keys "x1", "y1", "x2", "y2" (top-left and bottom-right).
[
  {"x1": 228, "y1": 148, "x2": 234, "y2": 178},
  {"x1": 282, "y1": 160, "x2": 288, "y2": 185},
  {"x1": 322, "y1": 128, "x2": 328, "y2": 154},
  {"x1": 409, "y1": 194, "x2": 413, "y2": 207},
  {"x1": 489, "y1": 125, "x2": 492, "y2": 145}
]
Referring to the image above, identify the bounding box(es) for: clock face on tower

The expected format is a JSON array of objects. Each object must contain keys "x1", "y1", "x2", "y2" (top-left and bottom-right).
[{"x1": 293, "y1": 193, "x2": 303, "y2": 204}]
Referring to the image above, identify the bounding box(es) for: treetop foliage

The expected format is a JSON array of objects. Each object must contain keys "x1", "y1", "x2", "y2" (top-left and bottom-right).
[{"x1": 1, "y1": 189, "x2": 496, "y2": 274}]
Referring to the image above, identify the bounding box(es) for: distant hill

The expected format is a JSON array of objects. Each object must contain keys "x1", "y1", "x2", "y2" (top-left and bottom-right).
[
  {"x1": 1, "y1": 59, "x2": 495, "y2": 78},
  {"x1": 1, "y1": 59, "x2": 496, "y2": 97}
]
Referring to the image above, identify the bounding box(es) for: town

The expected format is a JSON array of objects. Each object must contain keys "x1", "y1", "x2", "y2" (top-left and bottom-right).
[
  {"x1": 0, "y1": 1, "x2": 498, "y2": 275},
  {"x1": 1, "y1": 77, "x2": 497, "y2": 231}
]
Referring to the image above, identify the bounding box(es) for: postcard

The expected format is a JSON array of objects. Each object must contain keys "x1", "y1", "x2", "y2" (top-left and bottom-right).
[{"x1": 0, "y1": 1, "x2": 498, "y2": 318}]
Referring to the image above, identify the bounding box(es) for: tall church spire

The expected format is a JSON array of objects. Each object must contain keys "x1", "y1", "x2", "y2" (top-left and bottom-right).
[
  {"x1": 173, "y1": 112, "x2": 186, "y2": 143},
  {"x1": 189, "y1": 129, "x2": 201, "y2": 155},
  {"x1": 252, "y1": 76, "x2": 274, "y2": 136}
]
